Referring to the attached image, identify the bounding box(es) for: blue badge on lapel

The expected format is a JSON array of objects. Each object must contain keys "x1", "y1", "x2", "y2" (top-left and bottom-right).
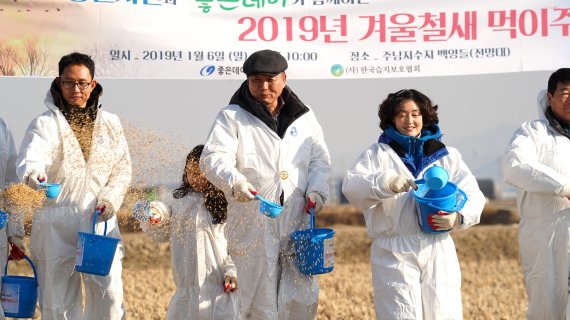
[{"x1": 290, "y1": 127, "x2": 297, "y2": 137}]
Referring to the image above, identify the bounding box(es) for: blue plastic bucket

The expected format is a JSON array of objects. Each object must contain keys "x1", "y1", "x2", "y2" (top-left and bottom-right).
[
  {"x1": 0, "y1": 211, "x2": 8, "y2": 230},
  {"x1": 413, "y1": 182, "x2": 468, "y2": 234},
  {"x1": 290, "y1": 208, "x2": 335, "y2": 275},
  {"x1": 1, "y1": 256, "x2": 38, "y2": 318},
  {"x1": 75, "y1": 212, "x2": 120, "y2": 276}
]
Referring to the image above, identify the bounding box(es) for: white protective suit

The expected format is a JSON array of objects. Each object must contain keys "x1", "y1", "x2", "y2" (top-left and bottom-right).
[
  {"x1": 503, "y1": 90, "x2": 570, "y2": 319},
  {"x1": 140, "y1": 187, "x2": 239, "y2": 320},
  {"x1": 342, "y1": 143, "x2": 484, "y2": 320},
  {"x1": 0, "y1": 117, "x2": 23, "y2": 320},
  {"x1": 200, "y1": 104, "x2": 330, "y2": 319},
  {"x1": 17, "y1": 90, "x2": 131, "y2": 320}
]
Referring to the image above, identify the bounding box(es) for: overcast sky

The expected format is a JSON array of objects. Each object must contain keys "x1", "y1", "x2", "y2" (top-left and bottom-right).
[{"x1": 0, "y1": 71, "x2": 551, "y2": 198}]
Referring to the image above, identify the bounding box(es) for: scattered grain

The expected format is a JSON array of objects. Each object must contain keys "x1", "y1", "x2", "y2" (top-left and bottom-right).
[{"x1": 3, "y1": 183, "x2": 46, "y2": 213}]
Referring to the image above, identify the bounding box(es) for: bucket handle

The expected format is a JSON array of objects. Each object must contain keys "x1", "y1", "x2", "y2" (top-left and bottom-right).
[
  {"x1": 92, "y1": 210, "x2": 108, "y2": 236},
  {"x1": 310, "y1": 207, "x2": 321, "y2": 243},
  {"x1": 4, "y1": 255, "x2": 38, "y2": 281}
]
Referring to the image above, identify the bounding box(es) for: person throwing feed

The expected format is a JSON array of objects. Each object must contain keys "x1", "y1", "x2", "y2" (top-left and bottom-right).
[
  {"x1": 17, "y1": 52, "x2": 131, "y2": 320},
  {"x1": 200, "y1": 49, "x2": 331, "y2": 319}
]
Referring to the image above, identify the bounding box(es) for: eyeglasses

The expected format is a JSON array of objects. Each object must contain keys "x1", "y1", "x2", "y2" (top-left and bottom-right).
[{"x1": 61, "y1": 80, "x2": 92, "y2": 90}]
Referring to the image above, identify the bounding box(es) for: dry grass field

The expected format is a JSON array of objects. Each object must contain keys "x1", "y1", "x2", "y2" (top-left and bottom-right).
[{"x1": 8, "y1": 201, "x2": 526, "y2": 320}]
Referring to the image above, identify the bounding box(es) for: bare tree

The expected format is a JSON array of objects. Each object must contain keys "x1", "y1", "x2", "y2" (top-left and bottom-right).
[
  {"x1": 16, "y1": 38, "x2": 53, "y2": 76},
  {"x1": 0, "y1": 42, "x2": 20, "y2": 76}
]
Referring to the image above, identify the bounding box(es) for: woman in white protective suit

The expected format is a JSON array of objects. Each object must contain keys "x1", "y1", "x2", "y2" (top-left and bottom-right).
[
  {"x1": 16, "y1": 52, "x2": 131, "y2": 320},
  {"x1": 0, "y1": 116, "x2": 26, "y2": 320},
  {"x1": 138, "y1": 144, "x2": 239, "y2": 320},
  {"x1": 200, "y1": 49, "x2": 331, "y2": 319},
  {"x1": 503, "y1": 68, "x2": 570, "y2": 319},
  {"x1": 342, "y1": 89, "x2": 485, "y2": 320}
]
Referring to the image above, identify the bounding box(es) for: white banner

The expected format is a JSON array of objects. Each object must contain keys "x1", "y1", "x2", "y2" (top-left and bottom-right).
[{"x1": 0, "y1": 0, "x2": 568, "y2": 79}]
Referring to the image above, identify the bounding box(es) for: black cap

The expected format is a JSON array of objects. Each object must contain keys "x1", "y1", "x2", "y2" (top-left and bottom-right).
[{"x1": 243, "y1": 49, "x2": 288, "y2": 76}]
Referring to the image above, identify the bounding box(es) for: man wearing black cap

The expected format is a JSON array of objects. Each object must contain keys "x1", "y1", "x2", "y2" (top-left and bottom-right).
[{"x1": 200, "y1": 49, "x2": 331, "y2": 319}]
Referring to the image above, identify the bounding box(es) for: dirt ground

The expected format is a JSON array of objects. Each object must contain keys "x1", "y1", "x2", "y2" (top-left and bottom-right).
[{"x1": 8, "y1": 203, "x2": 526, "y2": 320}]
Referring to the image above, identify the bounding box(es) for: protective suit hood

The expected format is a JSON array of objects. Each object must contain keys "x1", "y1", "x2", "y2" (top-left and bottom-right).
[
  {"x1": 536, "y1": 88, "x2": 570, "y2": 139},
  {"x1": 378, "y1": 124, "x2": 449, "y2": 177},
  {"x1": 47, "y1": 78, "x2": 102, "y2": 121},
  {"x1": 536, "y1": 88, "x2": 548, "y2": 120},
  {"x1": 229, "y1": 81, "x2": 309, "y2": 138},
  {"x1": 46, "y1": 79, "x2": 104, "y2": 160}
]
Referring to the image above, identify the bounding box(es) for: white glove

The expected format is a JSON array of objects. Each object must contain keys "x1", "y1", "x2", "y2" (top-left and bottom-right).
[
  {"x1": 95, "y1": 200, "x2": 115, "y2": 222},
  {"x1": 387, "y1": 175, "x2": 417, "y2": 193},
  {"x1": 429, "y1": 211, "x2": 462, "y2": 231},
  {"x1": 305, "y1": 192, "x2": 324, "y2": 214},
  {"x1": 26, "y1": 170, "x2": 47, "y2": 189},
  {"x1": 232, "y1": 181, "x2": 256, "y2": 202}
]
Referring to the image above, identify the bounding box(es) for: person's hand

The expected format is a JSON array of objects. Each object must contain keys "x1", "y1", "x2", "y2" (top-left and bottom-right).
[
  {"x1": 95, "y1": 200, "x2": 115, "y2": 222},
  {"x1": 428, "y1": 211, "x2": 462, "y2": 231},
  {"x1": 142, "y1": 201, "x2": 168, "y2": 229},
  {"x1": 387, "y1": 175, "x2": 417, "y2": 193},
  {"x1": 147, "y1": 205, "x2": 162, "y2": 225},
  {"x1": 26, "y1": 170, "x2": 47, "y2": 189},
  {"x1": 8, "y1": 237, "x2": 26, "y2": 261},
  {"x1": 224, "y1": 275, "x2": 238, "y2": 293},
  {"x1": 305, "y1": 192, "x2": 324, "y2": 214},
  {"x1": 232, "y1": 181, "x2": 256, "y2": 202}
]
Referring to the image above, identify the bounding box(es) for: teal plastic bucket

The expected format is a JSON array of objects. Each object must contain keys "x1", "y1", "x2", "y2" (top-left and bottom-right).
[
  {"x1": 254, "y1": 194, "x2": 283, "y2": 218},
  {"x1": 37, "y1": 182, "x2": 61, "y2": 199},
  {"x1": 0, "y1": 211, "x2": 8, "y2": 230},
  {"x1": 413, "y1": 182, "x2": 468, "y2": 234},
  {"x1": 75, "y1": 212, "x2": 120, "y2": 276},
  {"x1": 1, "y1": 256, "x2": 38, "y2": 318},
  {"x1": 290, "y1": 208, "x2": 335, "y2": 275},
  {"x1": 415, "y1": 165, "x2": 449, "y2": 191}
]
